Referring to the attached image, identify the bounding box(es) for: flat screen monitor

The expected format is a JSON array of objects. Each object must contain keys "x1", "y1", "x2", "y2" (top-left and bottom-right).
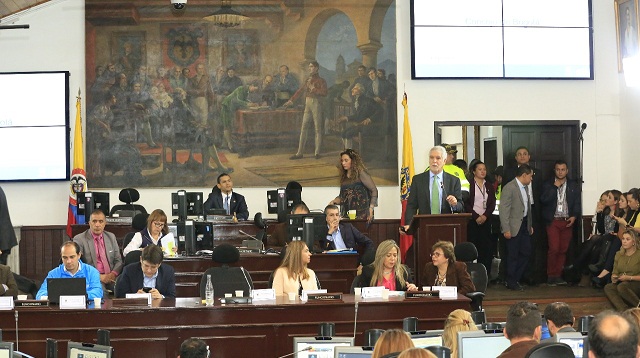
[
  {"x1": 171, "y1": 191, "x2": 204, "y2": 219},
  {"x1": 411, "y1": 330, "x2": 443, "y2": 348},
  {"x1": 77, "y1": 192, "x2": 110, "y2": 223},
  {"x1": 410, "y1": 0, "x2": 593, "y2": 79},
  {"x1": 334, "y1": 346, "x2": 373, "y2": 358},
  {"x1": 0, "y1": 342, "x2": 13, "y2": 358},
  {"x1": 0, "y1": 71, "x2": 70, "y2": 182},
  {"x1": 458, "y1": 332, "x2": 511, "y2": 358},
  {"x1": 293, "y1": 336, "x2": 354, "y2": 358},
  {"x1": 268, "y1": 188, "x2": 302, "y2": 215},
  {"x1": 554, "y1": 332, "x2": 588, "y2": 358},
  {"x1": 287, "y1": 213, "x2": 327, "y2": 250},
  {"x1": 67, "y1": 342, "x2": 113, "y2": 358},
  {"x1": 173, "y1": 221, "x2": 213, "y2": 253}
]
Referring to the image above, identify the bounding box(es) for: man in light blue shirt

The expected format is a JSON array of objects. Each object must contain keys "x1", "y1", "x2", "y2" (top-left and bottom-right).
[
  {"x1": 36, "y1": 241, "x2": 103, "y2": 300},
  {"x1": 322, "y1": 205, "x2": 374, "y2": 256}
]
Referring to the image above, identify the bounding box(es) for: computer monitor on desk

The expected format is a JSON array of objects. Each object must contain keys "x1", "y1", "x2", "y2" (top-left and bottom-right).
[
  {"x1": 334, "y1": 346, "x2": 372, "y2": 358},
  {"x1": 411, "y1": 330, "x2": 443, "y2": 348},
  {"x1": 171, "y1": 190, "x2": 203, "y2": 221},
  {"x1": 173, "y1": 221, "x2": 214, "y2": 254},
  {"x1": 77, "y1": 192, "x2": 110, "y2": 223},
  {"x1": 287, "y1": 213, "x2": 327, "y2": 251},
  {"x1": 458, "y1": 331, "x2": 510, "y2": 358},
  {"x1": 553, "y1": 332, "x2": 588, "y2": 358},
  {"x1": 67, "y1": 342, "x2": 113, "y2": 358},
  {"x1": 0, "y1": 342, "x2": 13, "y2": 358},
  {"x1": 293, "y1": 336, "x2": 353, "y2": 358}
]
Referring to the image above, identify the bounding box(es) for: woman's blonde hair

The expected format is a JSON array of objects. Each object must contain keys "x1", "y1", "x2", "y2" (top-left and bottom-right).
[
  {"x1": 371, "y1": 329, "x2": 414, "y2": 358},
  {"x1": 370, "y1": 240, "x2": 408, "y2": 287},
  {"x1": 278, "y1": 240, "x2": 310, "y2": 281},
  {"x1": 442, "y1": 309, "x2": 478, "y2": 358},
  {"x1": 621, "y1": 229, "x2": 640, "y2": 254},
  {"x1": 397, "y1": 348, "x2": 437, "y2": 358}
]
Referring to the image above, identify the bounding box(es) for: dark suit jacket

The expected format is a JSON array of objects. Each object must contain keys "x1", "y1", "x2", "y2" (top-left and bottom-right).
[
  {"x1": 499, "y1": 178, "x2": 533, "y2": 235},
  {"x1": 420, "y1": 261, "x2": 475, "y2": 295},
  {"x1": 539, "y1": 178, "x2": 581, "y2": 225},
  {"x1": 0, "y1": 187, "x2": 17, "y2": 252},
  {"x1": 318, "y1": 223, "x2": 374, "y2": 252},
  {"x1": 0, "y1": 264, "x2": 18, "y2": 297},
  {"x1": 74, "y1": 230, "x2": 124, "y2": 275},
  {"x1": 115, "y1": 263, "x2": 176, "y2": 298},
  {"x1": 404, "y1": 171, "x2": 464, "y2": 224},
  {"x1": 347, "y1": 95, "x2": 382, "y2": 124},
  {"x1": 203, "y1": 188, "x2": 249, "y2": 221},
  {"x1": 358, "y1": 264, "x2": 413, "y2": 291}
]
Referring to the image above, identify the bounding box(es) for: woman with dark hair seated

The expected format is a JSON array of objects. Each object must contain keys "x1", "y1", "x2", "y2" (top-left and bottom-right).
[
  {"x1": 272, "y1": 240, "x2": 318, "y2": 296},
  {"x1": 358, "y1": 240, "x2": 418, "y2": 291},
  {"x1": 421, "y1": 241, "x2": 475, "y2": 295},
  {"x1": 590, "y1": 190, "x2": 623, "y2": 286}
]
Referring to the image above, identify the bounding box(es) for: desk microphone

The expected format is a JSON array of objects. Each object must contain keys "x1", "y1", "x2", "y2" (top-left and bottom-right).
[
  {"x1": 239, "y1": 230, "x2": 265, "y2": 251},
  {"x1": 14, "y1": 310, "x2": 19, "y2": 351},
  {"x1": 277, "y1": 346, "x2": 312, "y2": 358},
  {"x1": 353, "y1": 301, "x2": 359, "y2": 339}
]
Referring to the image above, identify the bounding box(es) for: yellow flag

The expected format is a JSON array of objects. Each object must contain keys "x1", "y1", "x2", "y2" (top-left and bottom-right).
[{"x1": 67, "y1": 89, "x2": 87, "y2": 237}]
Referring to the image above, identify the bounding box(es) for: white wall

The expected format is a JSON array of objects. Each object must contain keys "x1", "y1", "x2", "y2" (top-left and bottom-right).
[{"x1": 0, "y1": 0, "x2": 623, "y2": 226}]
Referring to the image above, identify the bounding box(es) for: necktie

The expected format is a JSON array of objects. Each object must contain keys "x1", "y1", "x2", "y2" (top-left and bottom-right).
[
  {"x1": 354, "y1": 97, "x2": 359, "y2": 110},
  {"x1": 224, "y1": 196, "x2": 230, "y2": 215},
  {"x1": 95, "y1": 236, "x2": 111, "y2": 274},
  {"x1": 431, "y1": 175, "x2": 440, "y2": 214}
]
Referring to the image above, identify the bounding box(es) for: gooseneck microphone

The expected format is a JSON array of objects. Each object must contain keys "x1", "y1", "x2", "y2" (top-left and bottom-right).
[
  {"x1": 277, "y1": 346, "x2": 312, "y2": 358},
  {"x1": 238, "y1": 230, "x2": 265, "y2": 251},
  {"x1": 353, "y1": 301, "x2": 359, "y2": 339}
]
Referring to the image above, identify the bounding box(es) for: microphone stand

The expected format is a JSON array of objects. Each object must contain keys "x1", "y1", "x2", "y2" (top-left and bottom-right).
[
  {"x1": 277, "y1": 346, "x2": 312, "y2": 358},
  {"x1": 579, "y1": 126, "x2": 585, "y2": 243}
]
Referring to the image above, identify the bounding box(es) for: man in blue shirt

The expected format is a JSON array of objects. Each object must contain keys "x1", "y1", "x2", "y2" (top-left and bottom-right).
[{"x1": 36, "y1": 241, "x2": 103, "y2": 300}]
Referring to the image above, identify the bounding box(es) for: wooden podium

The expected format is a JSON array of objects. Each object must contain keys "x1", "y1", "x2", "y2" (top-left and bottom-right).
[{"x1": 406, "y1": 213, "x2": 471, "y2": 284}]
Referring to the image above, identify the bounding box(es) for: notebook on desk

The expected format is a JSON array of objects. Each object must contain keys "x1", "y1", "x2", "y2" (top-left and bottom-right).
[{"x1": 47, "y1": 277, "x2": 86, "y2": 304}]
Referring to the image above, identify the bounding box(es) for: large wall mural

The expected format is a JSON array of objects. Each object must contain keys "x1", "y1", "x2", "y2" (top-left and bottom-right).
[{"x1": 85, "y1": 0, "x2": 397, "y2": 189}]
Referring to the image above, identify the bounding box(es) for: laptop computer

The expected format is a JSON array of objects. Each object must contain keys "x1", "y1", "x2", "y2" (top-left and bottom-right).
[{"x1": 47, "y1": 277, "x2": 87, "y2": 304}]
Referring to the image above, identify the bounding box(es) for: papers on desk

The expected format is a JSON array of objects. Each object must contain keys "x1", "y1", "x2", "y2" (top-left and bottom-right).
[{"x1": 325, "y1": 249, "x2": 357, "y2": 254}]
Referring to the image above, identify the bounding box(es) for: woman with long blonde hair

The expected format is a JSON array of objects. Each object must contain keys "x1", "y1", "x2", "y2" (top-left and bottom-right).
[
  {"x1": 371, "y1": 329, "x2": 415, "y2": 358},
  {"x1": 398, "y1": 348, "x2": 437, "y2": 358},
  {"x1": 442, "y1": 309, "x2": 478, "y2": 358},
  {"x1": 358, "y1": 240, "x2": 418, "y2": 291},
  {"x1": 272, "y1": 240, "x2": 318, "y2": 296}
]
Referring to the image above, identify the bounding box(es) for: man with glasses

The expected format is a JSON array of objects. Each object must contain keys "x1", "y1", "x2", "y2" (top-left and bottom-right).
[
  {"x1": 74, "y1": 209, "x2": 123, "y2": 297},
  {"x1": 115, "y1": 245, "x2": 176, "y2": 299}
]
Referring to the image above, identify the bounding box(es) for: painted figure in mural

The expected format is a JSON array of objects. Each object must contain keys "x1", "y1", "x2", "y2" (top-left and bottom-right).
[
  {"x1": 338, "y1": 83, "x2": 382, "y2": 149},
  {"x1": 273, "y1": 65, "x2": 299, "y2": 107},
  {"x1": 349, "y1": 65, "x2": 370, "y2": 100},
  {"x1": 228, "y1": 40, "x2": 256, "y2": 73},
  {"x1": 220, "y1": 81, "x2": 260, "y2": 152},
  {"x1": 116, "y1": 41, "x2": 141, "y2": 80},
  {"x1": 132, "y1": 65, "x2": 153, "y2": 92},
  {"x1": 286, "y1": 61, "x2": 328, "y2": 160},
  {"x1": 248, "y1": 75, "x2": 275, "y2": 108},
  {"x1": 324, "y1": 80, "x2": 350, "y2": 134},
  {"x1": 128, "y1": 82, "x2": 154, "y2": 147},
  {"x1": 218, "y1": 67, "x2": 243, "y2": 97},
  {"x1": 169, "y1": 66, "x2": 188, "y2": 93},
  {"x1": 187, "y1": 63, "x2": 214, "y2": 127}
]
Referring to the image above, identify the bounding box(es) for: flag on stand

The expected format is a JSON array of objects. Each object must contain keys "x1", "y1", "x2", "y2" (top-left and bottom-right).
[
  {"x1": 66, "y1": 89, "x2": 88, "y2": 238},
  {"x1": 399, "y1": 92, "x2": 415, "y2": 262}
]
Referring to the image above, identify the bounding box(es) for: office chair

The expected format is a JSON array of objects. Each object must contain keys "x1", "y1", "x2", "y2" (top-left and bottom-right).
[
  {"x1": 470, "y1": 310, "x2": 487, "y2": 325},
  {"x1": 123, "y1": 250, "x2": 142, "y2": 266},
  {"x1": 454, "y1": 242, "x2": 488, "y2": 311},
  {"x1": 524, "y1": 341, "x2": 575, "y2": 358},
  {"x1": 426, "y1": 345, "x2": 451, "y2": 358},
  {"x1": 122, "y1": 213, "x2": 149, "y2": 250},
  {"x1": 200, "y1": 244, "x2": 254, "y2": 298},
  {"x1": 109, "y1": 188, "x2": 147, "y2": 217}
]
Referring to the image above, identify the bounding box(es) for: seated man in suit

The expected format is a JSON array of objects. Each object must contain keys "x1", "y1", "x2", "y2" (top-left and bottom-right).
[
  {"x1": 320, "y1": 204, "x2": 374, "y2": 255},
  {"x1": 36, "y1": 241, "x2": 103, "y2": 300},
  {"x1": 0, "y1": 263, "x2": 18, "y2": 298},
  {"x1": 115, "y1": 244, "x2": 176, "y2": 299},
  {"x1": 203, "y1": 173, "x2": 249, "y2": 220},
  {"x1": 73, "y1": 209, "x2": 123, "y2": 297}
]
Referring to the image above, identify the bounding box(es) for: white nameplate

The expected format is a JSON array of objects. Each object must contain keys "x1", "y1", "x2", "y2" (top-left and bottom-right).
[
  {"x1": 251, "y1": 289, "x2": 276, "y2": 301},
  {"x1": 431, "y1": 286, "x2": 457, "y2": 299},
  {"x1": 59, "y1": 295, "x2": 86, "y2": 309},
  {"x1": 301, "y1": 289, "x2": 327, "y2": 301},
  {"x1": 0, "y1": 296, "x2": 14, "y2": 310},
  {"x1": 126, "y1": 293, "x2": 152, "y2": 305},
  {"x1": 361, "y1": 286, "x2": 385, "y2": 299}
]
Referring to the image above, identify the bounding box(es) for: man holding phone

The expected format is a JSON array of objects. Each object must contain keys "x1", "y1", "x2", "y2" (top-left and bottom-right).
[{"x1": 115, "y1": 245, "x2": 176, "y2": 299}]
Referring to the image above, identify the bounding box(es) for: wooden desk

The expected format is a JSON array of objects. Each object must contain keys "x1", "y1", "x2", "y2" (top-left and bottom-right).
[
  {"x1": 234, "y1": 109, "x2": 303, "y2": 156},
  {"x1": 169, "y1": 253, "x2": 358, "y2": 296},
  {"x1": 0, "y1": 295, "x2": 470, "y2": 358}
]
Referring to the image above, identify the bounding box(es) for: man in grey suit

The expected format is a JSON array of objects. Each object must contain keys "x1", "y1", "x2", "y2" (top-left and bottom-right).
[
  {"x1": 499, "y1": 164, "x2": 534, "y2": 291},
  {"x1": 403, "y1": 145, "x2": 464, "y2": 229},
  {"x1": 73, "y1": 209, "x2": 123, "y2": 297}
]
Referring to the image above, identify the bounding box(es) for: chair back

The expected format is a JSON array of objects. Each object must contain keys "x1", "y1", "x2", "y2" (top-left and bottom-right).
[
  {"x1": 466, "y1": 262, "x2": 488, "y2": 293},
  {"x1": 426, "y1": 345, "x2": 451, "y2": 358},
  {"x1": 524, "y1": 342, "x2": 575, "y2": 358},
  {"x1": 124, "y1": 250, "x2": 142, "y2": 266},
  {"x1": 350, "y1": 275, "x2": 362, "y2": 294},
  {"x1": 109, "y1": 188, "x2": 147, "y2": 217},
  {"x1": 199, "y1": 266, "x2": 254, "y2": 298},
  {"x1": 470, "y1": 310, "x2": 487, "y2": 325}
]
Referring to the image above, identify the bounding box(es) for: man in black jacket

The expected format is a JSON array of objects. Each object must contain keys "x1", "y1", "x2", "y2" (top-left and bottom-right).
[
  {"x1": 321, "y1": 205, "x2": 373, "y2": 254},
  {"x1": 539, "y1": 160, "x2": 581, "y2": 286},
  {"x1": 203, "y1": 173, "x2": 249, "y2": 220},
  {"x1": 338, "y1": 83, "x2": 382, "y2": 149}
]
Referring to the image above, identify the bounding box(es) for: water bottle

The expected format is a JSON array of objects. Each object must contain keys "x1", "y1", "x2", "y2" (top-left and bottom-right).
[{"x1": 205, "y1": 274, "x2": 214, "y2": 306}]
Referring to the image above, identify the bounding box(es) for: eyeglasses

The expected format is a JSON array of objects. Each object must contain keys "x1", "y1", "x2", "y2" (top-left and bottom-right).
[
  {"x1": 430, "y1": 252, "x2": 443, "y2": 258},
  {"x1": 153, "y1": 222, "x2": 165, "y2": 228}
]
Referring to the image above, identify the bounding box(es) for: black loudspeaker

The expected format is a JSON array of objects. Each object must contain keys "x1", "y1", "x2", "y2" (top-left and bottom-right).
[
  {"x1": 403, "y1": 317, "x2": 418, "y2": 332},
  {"x1": 317, "y1": 322, "x2": 335, "y2": 337},
  {"x1": 46, "y1": 338, "x2": 57, "y2": 358},
  {"x1": 276, "y1": 188, "x2": 287, "y2": 223},
  {"x1": 364, "y1": 329, "x2": 385, "y2": 347},
  {"x1": 97, "y1": 329, "x2": 110, "y2": 346},
  {"x1": 302, "y1": 216, "x2": 315, "y2": 253},
  {"x1": 184, "y1": 220, "x2": 196, "y2": 256}
]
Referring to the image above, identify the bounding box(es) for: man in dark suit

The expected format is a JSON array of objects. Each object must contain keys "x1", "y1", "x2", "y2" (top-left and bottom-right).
[
  {"x1": 320, "y1": 205, "x2": 373, "y2": 255},
  {"x1": 499, "y1": 164, "x2": 534, "y2": 291},
  {"x1": 338, "y1": 83, "x2": 382, "y2": 149},
  {"x1": 539, "y1": 160, "x2": 581, "y2": 286},
  {"x1": 403, "y1": 145, "x2": 464, "y2": 229},
  {"x1": 0, "y1": 186, "x2": 17, "y2": 265},
  {"x1": 203, "y1": 173, "x2": 249, "y2": 220},
  {"x1": 73, "y1": 209, "x2": 123, "y2": 297},
  {"x1": 115, "y1": 244, "x2": 176, "y2": 299}
]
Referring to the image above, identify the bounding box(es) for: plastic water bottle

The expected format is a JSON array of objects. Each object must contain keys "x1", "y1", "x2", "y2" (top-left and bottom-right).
[{"x1": 205, "y1": 274, "x2": 214, "y2": 306}]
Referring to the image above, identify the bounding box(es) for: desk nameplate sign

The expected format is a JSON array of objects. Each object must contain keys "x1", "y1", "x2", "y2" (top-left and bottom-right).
[
  {"x1": 0, "y1": 296, "x2": 14, "y2": 310},
  {"x1": 126, "y1": 293, "x2": 152, "y2": 305},
  {"x1": 361, "y1": 286, "x2": 385, "y2": 299},
  {"x1": 405, "y1": 291, "x2": 440, "y2": 299},
  {"x1": 301, "y1": 289, "x2": 327, "y2": 301},
  {"x1": 112, "y1": 297, "x2": 150, "y2": 307},
  {"x1": 59, "y1": 295, "x2": 86, "y2": 309},
  {"x1": 431, "y1": 286, "x2": 457, "y2": 299},
  {"x1": 307, "y1": 293, "x2": 342, "y2": 301},
  {"x1": 14, "y1": 300, "x2": 49, "y2": 307},
  {"x1": 251, "y1": 289, "x2": 276, "y2": 301}
]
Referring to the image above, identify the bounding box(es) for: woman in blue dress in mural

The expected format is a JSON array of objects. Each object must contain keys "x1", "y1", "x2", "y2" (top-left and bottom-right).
[{"x1": 329, "y1": 149, "x2": 378, "y2": 223}]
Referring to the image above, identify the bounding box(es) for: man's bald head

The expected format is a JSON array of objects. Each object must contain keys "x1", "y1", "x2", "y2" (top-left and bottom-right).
[{"x1": 588, "y1": 311, "x2": 638, "y2": 358}]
